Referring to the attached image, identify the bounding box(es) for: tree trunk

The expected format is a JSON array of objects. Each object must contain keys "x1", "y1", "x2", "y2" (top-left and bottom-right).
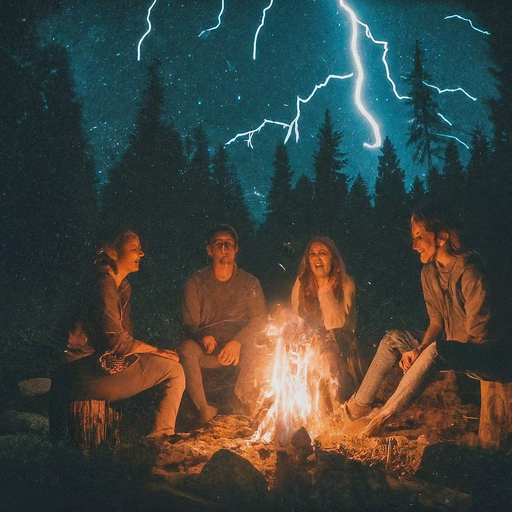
[
  {"x1": 478, "y1": 381, "x2": 512, "y2": 449},
  {"x1": 68, "y1": 400, "x2": 121, "y2": 452}
]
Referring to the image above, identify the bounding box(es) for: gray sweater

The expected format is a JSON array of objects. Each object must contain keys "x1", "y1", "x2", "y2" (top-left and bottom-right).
[
  {"x1": 182, "y1": 265, "x2": 267, "y2": 346},
  {"x1": 421, "y1": 253, "x2": 493, "y2": 344}
]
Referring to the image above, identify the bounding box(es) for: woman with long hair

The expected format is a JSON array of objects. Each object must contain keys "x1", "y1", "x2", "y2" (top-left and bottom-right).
[
  {"x1": 51, "y1": 229, "x2": 185, "y2": 443},
  {"x1": 291, "y1": 236, "x2": 364, "y2": 410}
]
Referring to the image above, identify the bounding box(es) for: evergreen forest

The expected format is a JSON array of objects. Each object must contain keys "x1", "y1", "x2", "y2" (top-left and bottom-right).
[{"x1": 1, "y1": 0, "x2": 511, "y2": 402}]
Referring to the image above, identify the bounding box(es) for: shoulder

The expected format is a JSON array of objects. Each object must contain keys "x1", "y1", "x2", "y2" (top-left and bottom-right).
[
  {"x1": 460, "y1": 252, "x2": 487, "y2": 274},
  {"x1": 185, "y1": 267, "x2": 212, "y2": 287},
  {"x1": 420, "y1": 262, "x2": 437, "y2": 281},
  {"x1": 458, "y1": 253, "x2": 489, "y2": 286},
  {"x1": 235, "y1": 267, "x2": 262, "y2": 287},
  {"x1": 344, "y1": 275, "x2": 356, "y2": 294},
  {"x1": 95, "y1": 268, "x2": 118, "y2": 293}
]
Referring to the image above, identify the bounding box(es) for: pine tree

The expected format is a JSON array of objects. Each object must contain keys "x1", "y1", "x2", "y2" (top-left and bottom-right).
[
  {"x1": 291, "y1": 173, "x2": 315, "y2": 244},
  {"x1": 262, "y1": 142, "x2": 294, "y2": 239},
  {"x1": 313, "y1": 110, "x2": 349, "y2": 237},
  {"x1": 344, "y1": 173, "x2": 373, "y2": 277},
  {"x1": 371, "y1": 136, "x2": 417, "y2": 330},
  {"x1": 408, "y1": 175, "x2": 426, "y2": 209},
  {"x1": 441, "y1": 139, "x2": 465, "y2": 217},
  {"x1": 255, "y1": 142, "x2": 295, "y2": 300},
  {"x1": 374, "y1": 136, "x2": 409, "y2": 227},
  {"x1": 425, "y1": 165, "x2": 444, "y2": 201},
  {"x1": 179, "y1": 124, "x2": 214, "y2": 266},
  {"x1": 211, "y1": 143, "x2": 254, "y2": 248},
  {"x1": 405, "y1": 41, "x2": 443, "y2": 172},
  {"x1": 101, "y1": 62, "x2": 186, "y2": 260},
  {"x1": 463, "y1": 129, "x2": 489, "y2": 248}
]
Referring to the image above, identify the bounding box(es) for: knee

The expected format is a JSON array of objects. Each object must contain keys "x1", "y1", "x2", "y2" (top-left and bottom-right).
[
  {"x1": 163, "y1": 360, "x2": 186, "y2": 392},
  {"x1": 179, "y1": 339, "x2": 202, "y2": 362},
  {"x1": 379, "y1": 330, "x2": 403, "y2": 350},
  {"x1": 380, "y1": 329, "x2": 414, "y2": 352}
]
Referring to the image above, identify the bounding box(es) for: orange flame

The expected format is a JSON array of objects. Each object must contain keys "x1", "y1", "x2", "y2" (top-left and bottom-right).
[{"x1": 252, "y1": 309, "x2": 337, "y2": 446}]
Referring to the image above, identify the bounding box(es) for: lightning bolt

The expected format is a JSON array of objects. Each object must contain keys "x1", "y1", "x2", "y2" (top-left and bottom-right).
[
  {"x1": 423, "y1": 81, "x2": 477, "y2": 101},
  {"x1": 226, "y1": 120, "x2": 290, "y2": 148},
  {"x1": 253, "y1": 0, "x2": 274, "y2": 60},
  {"x1": 229, "y1": 0, "x2": 385, "y2": 150},
  {"x1": 198, "y1": 0, "x2": 225, "y2": 38},
  {"x1": 444, "y1": 15, "x2": 490, "y2": 35},
  {"x1": 137, "y1": 0, "x2": 159, "y2": 62},
  {"x1": 357, "y1": 20, "x2": 411, "y2": 100},
  {"x1": 337, "y1": 0, "x2": 381, "y2": 149},
  {"x1": 225, "y1": 74, "x2": 354, "y2": 148},
  {"x1": 437, "y1": 133, "x2": 470, "y2": 150},
  {"x1": 437, "y1": 113, "x2": 453, "y2": 126},
  {"x1": 284, "y1": 74, "x2": 354, "y2": 144}
]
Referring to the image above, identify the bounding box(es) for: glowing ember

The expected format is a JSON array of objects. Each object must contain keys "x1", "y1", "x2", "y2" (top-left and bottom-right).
[{"x1": 252, "y1": 308, "x2": 338, "y2": 446}]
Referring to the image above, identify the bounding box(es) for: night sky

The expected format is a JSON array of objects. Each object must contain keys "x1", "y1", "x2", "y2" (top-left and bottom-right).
[{"x1": 39, "y1": 0, "x2": 496, "y2": 220}]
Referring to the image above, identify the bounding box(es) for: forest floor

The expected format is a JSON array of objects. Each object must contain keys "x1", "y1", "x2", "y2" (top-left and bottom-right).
[{"x1": 1, "y1": 369, "x2": 512, "y2": 512}]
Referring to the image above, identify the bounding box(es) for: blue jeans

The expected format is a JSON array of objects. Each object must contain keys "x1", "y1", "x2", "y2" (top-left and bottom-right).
[{"x1": 353, "y1": 330, "x2": 441, "y2": 417}]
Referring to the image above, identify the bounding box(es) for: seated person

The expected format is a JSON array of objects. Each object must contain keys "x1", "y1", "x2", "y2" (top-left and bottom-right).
[
  {"x1": 179, "y1": 224, "x2": 268, "y2": 428},
  {"x1": 291, "y1": 236, "x2": 364, "y2": 411},
  {"x1": 343, "y1": 203, "x2": 510, "y2": 436},
  {"x1": 50, "y1": 229, "x2": 185, "y2": 442}
]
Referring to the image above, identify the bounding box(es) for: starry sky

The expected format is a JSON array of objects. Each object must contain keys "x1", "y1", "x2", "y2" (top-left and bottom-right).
[{"x1": 39, "y1": 0, "x2": 496, "y2": 221}]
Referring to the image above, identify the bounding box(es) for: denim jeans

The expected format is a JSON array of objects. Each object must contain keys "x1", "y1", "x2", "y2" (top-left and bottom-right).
[
  {"x1": 353, "y1": 330, "x2": 421, "y2": 408},
  {"x1": 353, "y1": 329, "x2": 512, "y2": 421}
]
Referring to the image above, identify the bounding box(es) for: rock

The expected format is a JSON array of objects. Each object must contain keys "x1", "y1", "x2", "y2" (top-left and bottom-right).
[
  {"x1": 0, "y1": 410, "x2": 49, "y2": 435},
  {"x1": 18, "y1": 378, "x2": 52, "y2": 396},
  {"x1": 195, "y1": 448, "x2": 269, "y2": 510},
  {"x1": 291, "y1": 426, "x2": 314, "y2": 456}
]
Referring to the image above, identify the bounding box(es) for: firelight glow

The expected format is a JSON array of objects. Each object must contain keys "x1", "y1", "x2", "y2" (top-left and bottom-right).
[{"x1": 252, "y1": 313, "x2": 337, "y2": 445}]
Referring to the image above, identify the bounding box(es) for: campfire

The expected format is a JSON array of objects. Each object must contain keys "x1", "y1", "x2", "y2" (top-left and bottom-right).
[{"x1": 252, "y1": 308, "x2": 338, "y2": 446}]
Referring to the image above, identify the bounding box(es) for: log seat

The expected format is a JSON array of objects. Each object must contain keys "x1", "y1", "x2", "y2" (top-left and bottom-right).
[
  {"x1": 67, "y1": 400, "x2": 121, "y2": 452},
  {"x1": 478, "y1": 380, "x2": 512, "y2": 449}
]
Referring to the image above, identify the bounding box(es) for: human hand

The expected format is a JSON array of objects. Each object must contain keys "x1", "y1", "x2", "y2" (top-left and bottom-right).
[
  {"x1": 202, "y1": 335, "x2": 217, "y2": 354},
  {"x1": 399, "y1": 348, "x2": 420, "y2": 373},
  {"x1": 218, "y1": 340, "x2": 241, "y2": 366}
]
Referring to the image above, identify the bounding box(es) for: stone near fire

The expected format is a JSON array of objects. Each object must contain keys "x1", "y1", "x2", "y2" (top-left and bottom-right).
[
  {"x1": 18, "y1": 378, "x2": 52, "y2": 396},
  {"x1": 291, "y1": 426, "x2": 314, "y2": 456},
  {"x1": 195, "y1": 448, "x2": 269, "y2": 509}
]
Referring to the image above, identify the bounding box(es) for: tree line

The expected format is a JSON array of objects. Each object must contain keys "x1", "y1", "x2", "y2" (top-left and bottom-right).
[{"x1": 1, "y1": 0, "x2": 511, "y2": 384}]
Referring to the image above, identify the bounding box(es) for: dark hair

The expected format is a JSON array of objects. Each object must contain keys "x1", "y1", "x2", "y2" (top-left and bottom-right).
[
  {"x1": 411, "y1": 202, "x2": 464, "y2": 256},
  {"x1": 206, "y1": 223, "x2": 239, "y2": 247},
  {"x1": 94, "y1": 229, "x2": 139, "y2": 274},
  {"x1": 296, "y1": 236, "x2": 351, "y2": 326}
]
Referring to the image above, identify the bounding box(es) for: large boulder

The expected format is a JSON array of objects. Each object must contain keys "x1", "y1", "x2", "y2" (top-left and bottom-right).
[{"x1": 195, "y1": 448, "x2": 269, "y2": 510}]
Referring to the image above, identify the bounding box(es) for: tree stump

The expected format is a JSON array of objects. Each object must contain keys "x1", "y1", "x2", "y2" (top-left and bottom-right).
[
  {"x1": 67, "y1": 400, "x2": 121, "y2": 452},
  {"x1": 478, "y1": 381, "x2": 512, "y2": 449}
]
